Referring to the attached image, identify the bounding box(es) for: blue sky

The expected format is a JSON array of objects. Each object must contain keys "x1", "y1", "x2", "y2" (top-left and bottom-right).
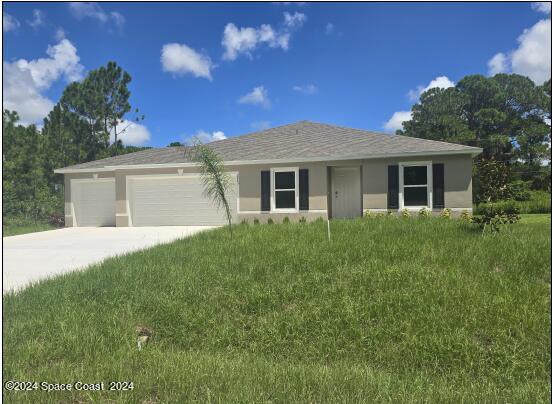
[{"x1": 3, "y1": 2, "x2": 551, "y2": 147}]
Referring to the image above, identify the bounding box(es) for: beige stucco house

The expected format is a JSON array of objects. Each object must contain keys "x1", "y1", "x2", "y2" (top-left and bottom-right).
[{"x1": 54, "y1": 121, "x2": 482, "y2": 227}]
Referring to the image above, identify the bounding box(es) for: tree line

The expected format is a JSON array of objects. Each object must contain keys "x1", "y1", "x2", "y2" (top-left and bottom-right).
[{"x1": 3, "y1": 61, "x2": 149, "y2": 221}]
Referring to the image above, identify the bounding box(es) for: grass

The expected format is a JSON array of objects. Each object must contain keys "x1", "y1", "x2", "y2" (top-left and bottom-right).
[
  {"x1": 475, "y1": 192, "x2": 551, "y2": 215},
  {"x1": 3, "y1": 217, "x2": 551, "y2": 402},
  {"x1": 3, "y1": 215, "x2": 57, "y2": 237}
]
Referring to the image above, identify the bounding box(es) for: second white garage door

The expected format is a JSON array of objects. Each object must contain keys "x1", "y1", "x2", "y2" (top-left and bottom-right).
[{"x1": 127, "y1": 174, "x2": 237, "y2": 226}]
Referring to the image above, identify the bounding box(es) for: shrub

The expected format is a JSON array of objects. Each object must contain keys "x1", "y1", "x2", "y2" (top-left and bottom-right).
[
  {"x1": 440, "y1": 208, "x2": 452, "y2": 219},
  {"x1": 282, "y1": 217, "x2": 290, "y2": 224},
  {"x1": 418, "y1": 207, "x2": 431, "y2": 218},
  {"x1": 401, "y1": 209, "x2": 410, "y2": 218},
  {"x1": 240, "y1": 219, "x2": 249, "y2": 226},
  {"x1": 375, "y1": 212, "x2": 386, "y2": 218},
  {"x1": 363, "y1": 210, "x2": 372, "y2": 219},
  {"x1": 386, "y1": 210, "x2": 395, "y2": 218},
  {"x1": 473, "y1": 157, "x2": 512, "y2": 203},
  {"x1": 474, "y1": 192, "x2": 551, "y2": 215},
  {"x1": 472, "y1": 202, "x2": 520, "y2": 233},
  {"x1": 48, "y1": 213, "x2": 65, "y2": 228},
  {"x1": 253, "y1": 218, "x2": 260, "y2": 225},
  {"x1": 460, "y1": 210, "x2": 472, "y2": 222},
  {"x1": 299, "y1": 216, "x2": 306, "y2": 223},
  {"x1": 509, "y1": 180, "x2": 531, "y2": 201},
  {"x1": 267, "y1": 218, "x2": 274, "y2": 225}
]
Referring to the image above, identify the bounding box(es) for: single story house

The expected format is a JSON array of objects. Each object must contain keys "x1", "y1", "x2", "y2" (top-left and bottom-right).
[{"x1": 54, "y1": 121, "x2": 482, "y2": 227}]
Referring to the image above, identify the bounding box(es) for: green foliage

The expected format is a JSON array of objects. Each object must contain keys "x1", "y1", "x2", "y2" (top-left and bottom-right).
[
  {"x1": 460, "y1": 210, "x2": 472, "y2": 222},
  {"x1": 253, "y1": 218, "x2": 260, "y2": 225},
  {"x1": 472, "y1": 202, "x2": 520, "y2": 232},
  {"x1": 168, "y1": 141, "x2": 184, "y2": 147},
  {"x1": 193, "y1": 143, "x2": 234, "y2": 236},
  {"x1": 398, "y1": 73, "x2": 550, "y2": 164},
  {"x1": 267, "y1": 218, "x2": 274, "y2": 225},
  {"x1": 475, "y1": 191, "x2": 551, "y2": 215},
  {"x1": 283, "y1": 217, "x2": 290, "y2": 224},
  {"x1": 3, "y1": 219, "x2": 550, "y2": 402},
  {"x1": 401, "y1": 208, "x2": 410, "y2": 218},
  {"x1": 418, "y1": 207, "x2": 431, "y2": 218},
  {"x1": 509, "y1": 180, "x2": 532, "y2": 201},
  {"x1": 440, "y1": 208, "x2": 452, "y2": 219},
  {"x1": 473, "y1": 157, "x2": 512, "y2": 203},
  {"x1": 299, "y1": 216, "x2": 307, "y2": 223}
]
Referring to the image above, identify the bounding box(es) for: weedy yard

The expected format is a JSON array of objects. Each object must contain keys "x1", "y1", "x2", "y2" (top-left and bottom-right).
[{"x1": 2, "y1": 216, "x2": 551, "y2": 403}]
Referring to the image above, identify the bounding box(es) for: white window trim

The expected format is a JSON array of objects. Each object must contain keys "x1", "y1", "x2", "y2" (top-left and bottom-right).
[
  {"x1": 271, "y1": 167, "x2": 299, "y2": 213},
  {"x1": 399, "y1": 161, "x2": 433, "y2": 211}
]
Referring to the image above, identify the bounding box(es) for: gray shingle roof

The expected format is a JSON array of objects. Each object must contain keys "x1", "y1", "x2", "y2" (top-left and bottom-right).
[{"x1": 56, "y1": 121, "x2": 481, "y2": 171}]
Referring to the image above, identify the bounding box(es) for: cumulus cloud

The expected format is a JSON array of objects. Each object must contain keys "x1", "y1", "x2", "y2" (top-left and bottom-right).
[
  {"x1": 532, "y1": 2, "x2": 551, "y2": 14},
  {"x1": 68, "y1": 2, "x2": 125, "y2": 30},
  {"x1": 238, "y1": 86, "x2": 271, "y2": 108},
  {"x1": 27, "y1": 9, "x2": 45, "y2": 29},
  {"x1": 161, "y1": 43, "x2": 213, "y2": 80},
  {"x1": 110, "y1": 120, "x2": 151, "y2": 146},
  {"x1": 293, "y1": 84, "x2": 318, "y2": 94},
  {"x1": 383, "y1": 111, "x2": 412, "y2": 133},
  {"x1": 222, "y1": 12, "x2": 306, "y2": 60},
  {"x1": 3, "y1": 12, "x2": 20, "y2": 32},
  {"x1": 487, "y1": 5, "x2": 551, "y2": 84},
  {"x1": 184, "y1": 130, "x2": 227, "y2": 145},
  {"x1": 407, "y1": 76, "x2": 455, "y2": 101},
  {"x1": 2, "y1": 38, "x2": 84, "y2": 125}
]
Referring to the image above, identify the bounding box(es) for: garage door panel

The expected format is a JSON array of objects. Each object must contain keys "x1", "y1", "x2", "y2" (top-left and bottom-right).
[
  {"x1": 128, "y1": 175, "x2": 237, "y2": 226},
  {"x1": 72, "y1": 179, "x2": 116, "y2": 227}
]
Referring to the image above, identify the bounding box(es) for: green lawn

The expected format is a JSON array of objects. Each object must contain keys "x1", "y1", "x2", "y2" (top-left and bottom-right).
[
  {"x1": 3, "y1": 223, "x2": 56, "y2": 237},
  {"x1": 3, "y1": 217, "x2": 550, "y2": 402}
]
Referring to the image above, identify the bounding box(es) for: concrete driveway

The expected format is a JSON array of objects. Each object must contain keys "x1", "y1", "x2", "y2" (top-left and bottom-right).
[{"x1": 3, "y1": 226, "x2": 216, "y2": 293}]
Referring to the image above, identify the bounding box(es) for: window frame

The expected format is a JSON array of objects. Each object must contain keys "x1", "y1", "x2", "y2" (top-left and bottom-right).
[
  {"x1": 398, "y1": 162, "x2": 433, "y2": 211},
  {"x1": 271, "y1": 167, "x2": 299, "y2": 213}
]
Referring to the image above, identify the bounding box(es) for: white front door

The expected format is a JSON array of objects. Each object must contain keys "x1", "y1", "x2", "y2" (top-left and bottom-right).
[{"x1": 331, "y1": 167, "x2": 362, "y2": 219}]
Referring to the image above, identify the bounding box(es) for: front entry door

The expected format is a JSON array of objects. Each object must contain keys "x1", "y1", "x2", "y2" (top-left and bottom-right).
[{"x1": 331, "y1": 167, "x2": 362, "y2": 219}]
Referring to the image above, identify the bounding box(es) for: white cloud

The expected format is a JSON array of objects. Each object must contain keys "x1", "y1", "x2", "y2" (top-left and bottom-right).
[
  {"x1": 68, "y1": 2, "x2": 125, "y2": 30},
  {"x1": 487, "y1": 52, "x2": 508, "y2": 75},
  {"x1": 293, "y1": 84, "x2": 318, "y2": 94},
  {"x1": 3, "y1": 12, "x2": 20, "y2": 32},
  {"x1": 487, "y1": 6, "x2": 551, "y2": 84},
  {"x1": 325, "y1": 23, "x2": 335, "y2": 35},
  {"x1": 27, "y1": 9, "x2": 45, "y2": 29},
  {"x1": 383, "y1": 111, "x2": 412, "y2": 132},
  {"x1": 532, "y1": 2, "x2": 551, "y2": 14},
  {"x1": 407, "y1": 76, "x2": 455, "y2": 101},
  {"x1": 283, "y1": 12, "x2": 306, "y2": 29},
  {"x1": 184, "y1": 130, "x2": 227, "y2": 145},
  {"x1": 110, "y1": 120, "x2": 151, "y2": 146},
  {"x1": 222, "y1": 12, "x2": 306, "y2": 61},
  {"x1": 2, "y1": 38, "x2": 84, "y2": 125},
  {"x1": 55, "y1": 27, "x2": 66, "y2": 41},
  {"x1": 161, "y1": 43, "x2": 213, "y2": 80},
  {"x1": 250, "y1": 120, "x2": 271, "y2": 130},
  {"x1": 238, "y1": 86, "x2": 271, "y2": 108}
]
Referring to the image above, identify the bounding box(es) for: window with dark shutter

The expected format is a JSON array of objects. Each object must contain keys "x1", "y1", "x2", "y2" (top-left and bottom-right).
[
  {"x1": 388, "y1": 165, "x2": 399, "y2": 209},
  {"x1": 299, "y1": 169, "x2": 309, "y2": 211},
  {"x1": 261, "y1": 170, "x2": 270, "y2": 211},
  {"x1": 432, "y1": 163, "x2": 445, "y2": 209}
]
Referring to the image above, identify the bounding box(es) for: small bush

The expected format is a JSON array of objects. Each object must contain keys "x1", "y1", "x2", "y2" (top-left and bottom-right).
[
  {"x1": 48, "y1": 213, "x2": 65, "y2": 228},
  {"x1": 509, "y1": 180, "x2": 531, "y2": 201},
  {"x1": 386, "y1": 211, "x2": 395, "y2": 218},
  {"x1": 472, "y1": 202, "x2": 520, "y2": 233},
  {"x1": 440, "y1": 208, "x2": 452, "y2": 219},
  {"x1": 460, "y1": 210, "x2": 472, "y2": 222},
  {"x1": 253, "y1": 218, "x2": 260, "y2": 225},
  {"x1": 299, "y1": 216, "x2": 306, "y2": 223},
  {"x1": 282, "y1": 217, "x2": 290, "y2": 224},
  {"x1": 363, "y1": 210, "x2": 372, "y2": 219},
  {"x1": 267, "y1": 218, "x2": 274, "y2": 225},
  {"x1": 418, "y1": 207, "x2": 431, "y2": 218},
  {"x1": 375, "y1": 212, "x2": 386, "y2": 218},
  {"x1": 401, "y1": 209, "x2": 410, "y2": 218},
  {"x1": 240, "y1": 219, "x2": 249, "y2": 226}
]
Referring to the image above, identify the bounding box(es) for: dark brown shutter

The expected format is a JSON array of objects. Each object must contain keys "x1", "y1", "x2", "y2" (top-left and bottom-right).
[
  {"x1": 261, "y1": 170, "x2": 270, "y2": 212},
  {"x1": 432, "y1": 163, "x2": 445, "y2": 209},
  {"x1": 299, "y1": 169, "x2": 309, "y2": 211},
  {"x1": 387, "y1": 165, "x2": 399, "y2": 209}
]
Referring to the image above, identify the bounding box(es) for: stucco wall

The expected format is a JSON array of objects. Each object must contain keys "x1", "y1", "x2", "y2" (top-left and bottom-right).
[
  {"x1": 362, "y1": 154, "x2": 473, "y2": 210},
  {"x1": 63, "y1": 154, "x2": 474, "y2": 227}
]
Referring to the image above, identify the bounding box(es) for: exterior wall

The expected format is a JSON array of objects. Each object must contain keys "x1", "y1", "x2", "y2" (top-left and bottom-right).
[
  {"x1": 64, "y1": 171, "x2": 115, "y2": 227},
  {"x1": 62, "y1": 154, "x2": 474, "y2": 227},
  {"x1": 362, "y1": 154, "x2": 473, "y2": 212}
]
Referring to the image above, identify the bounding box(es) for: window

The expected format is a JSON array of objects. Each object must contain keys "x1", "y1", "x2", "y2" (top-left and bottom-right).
[
  {"x1": 272, "y1": 168, "x2": 298, "y2": 211},
  {"x1": 400, "y1": 163, "x2": 432, "y2": 209}
]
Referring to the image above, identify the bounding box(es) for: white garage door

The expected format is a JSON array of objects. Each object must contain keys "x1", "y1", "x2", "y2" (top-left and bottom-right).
[
  {"x1": 71, "y1": 179, "x2": 116, "y2": 227},
  {"x1": 127, "y1": 174, "x2": 237, "y2": 226}
]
